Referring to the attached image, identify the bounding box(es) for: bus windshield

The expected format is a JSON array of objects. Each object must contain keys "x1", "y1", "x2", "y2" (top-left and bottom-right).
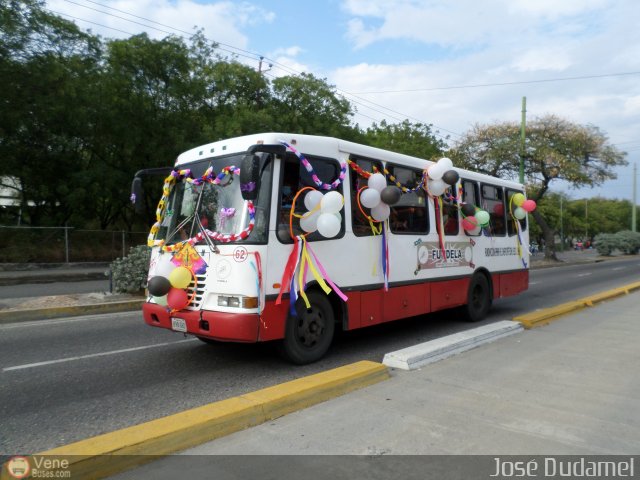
[{"x1": 157, "y1": 153, "x2": 271, "y2": 246}]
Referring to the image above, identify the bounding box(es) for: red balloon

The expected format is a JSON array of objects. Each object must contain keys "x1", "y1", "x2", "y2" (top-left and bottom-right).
[
  {"x1": 167, "y1": 288, "x2": 189, "y2": 310},
  {"x1": 522, "y1": 199, "x2": 537, "y2": 212},
  {"x1": 462, "y1": 216, "x2": 479, "y2": 231},
  {"x1": 493, "y1": 203, "x2": 504, "y2": 216}
]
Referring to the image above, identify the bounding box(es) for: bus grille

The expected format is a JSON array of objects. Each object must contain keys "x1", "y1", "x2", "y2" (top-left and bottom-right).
[{"x1": 186, "y1": 272, "x2": 207, "y2": 310}]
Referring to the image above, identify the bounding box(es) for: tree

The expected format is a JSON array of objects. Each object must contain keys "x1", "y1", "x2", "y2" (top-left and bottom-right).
[
  {"x1": 361, "y1": 119, "x2": 448, "y2": 159},
  {"x1": 449, "y1": 115, "x2": 627, "y2": 260}
]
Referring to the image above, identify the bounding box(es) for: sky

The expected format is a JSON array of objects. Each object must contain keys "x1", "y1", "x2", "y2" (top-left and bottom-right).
[{"x1": 46, "y1": 0, "x2": 640, "y2": 201}]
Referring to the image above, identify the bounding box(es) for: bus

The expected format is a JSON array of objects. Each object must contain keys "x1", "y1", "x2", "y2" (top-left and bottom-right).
[{"x1": 132, "y1": 133, "x2": 532, "y2": 364}]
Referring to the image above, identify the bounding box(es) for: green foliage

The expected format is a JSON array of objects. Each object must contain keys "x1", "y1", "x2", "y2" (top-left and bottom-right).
[
  {"x1": 615, "y1": 230, "x2": 640, "y2": 255},
  {"x1": 594, "y1": 233, "x2": 618, "y2": 256},
  {"x1": 361, "y1": 120, "x2": 448, "y2": 159},
  {"x1": 109, "y1": 245, "x2": 150, "y2": 293},
  {"x1": 594, "y1": 231, "x2": 640, "y2": 256}
]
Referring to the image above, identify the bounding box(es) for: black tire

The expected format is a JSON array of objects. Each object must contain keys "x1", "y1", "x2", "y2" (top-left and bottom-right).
[
  {"x1": 196, "y1": 336, "x2": 217, "y2": 345},
  {"x1": 462, "y1": 273, "x2": 492, "y2": 322},
  {"x1": 279, "y1": 291, "x2": 335, "y2": 365}
]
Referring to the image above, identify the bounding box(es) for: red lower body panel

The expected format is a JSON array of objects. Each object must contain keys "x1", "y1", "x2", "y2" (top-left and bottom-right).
[{"x1": 142, "y1": 269, "x2": 529, "y2": 343}]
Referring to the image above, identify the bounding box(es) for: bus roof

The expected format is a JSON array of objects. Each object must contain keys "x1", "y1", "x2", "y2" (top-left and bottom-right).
[{"x1": 175, "y1": 132, "x2": 524, "y2": 190}]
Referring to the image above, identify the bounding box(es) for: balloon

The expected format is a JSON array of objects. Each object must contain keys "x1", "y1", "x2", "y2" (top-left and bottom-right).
[
  {"x1": 475, "y1": 210, "x2": 490, "y2": 226},
  {"x1": 442, "y1": 169, "x2": 459, "y2": 186},
  {"x1": 153, "y1": 295, "x2": 168, "y2": 306},
  {"x1": 513, "y1": 207, "x2": 527, "y2": 219},
  {"x1": 360, "y1": 188, "x2": 381, "y2": 208},
  {"x1": 371, "y1": 203, "x2": 390, "y2": 221},
  {"x1": 304, "y1": 190, "x2": 323, "y2": 211},
  {"x1": 147, "y1": 275, "x2": 171, "y2": 297},
  {"x1": 380, "y1": 186, "x2": 402, "y2": 205},
  {"x1": 300, "y1": 210, "x2": 319, "y2": 233},
  {"x1": 317, "y1": 212, "x2": 341, "y2": 238},
  {"x1": 461, "y1": 203, "x2": 477, "y2": 217},
  {"x1": 168, "y1": 266, "x2": 192, "y2": 289},
  {"x1": 462, "y1": 216, "x2": 478, "y2": 231},
  {"x1": 156, "y1": 258, "x2": 176, "y2": 277},
  {"x1": 427, "y1": 178, "x2": 447, "y2": 196},
  {"x1": 368, "y1": 173, "x2": 387, "y2": 192},
  {"x1": 438, "y1": 157, "x2": 453, "y2": 171},
  {"x1": 320, "y1": 191, "x2": 344, "y2": 214},
  {"x1": 167, "y1": 288, "x2": 189, "y2": 310},
  {"x1": 427, "y1": 162, "x2": 444, "y2": 180},
  {"x1": 493, "y1": 203, "x2": 504, "y2": 216},
  {"x1": 468, "y1": 225, "x2": 482, "y2": 235},
  {"x1": 522, "y1": 199, "x2": 537, "y2": 212},
  {"x1": 512, "y1": 193, "x2": 526, "y2": 207}
]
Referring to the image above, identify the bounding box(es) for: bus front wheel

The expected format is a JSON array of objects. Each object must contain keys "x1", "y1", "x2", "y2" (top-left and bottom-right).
[
  {"x1": 463, "y1": 273, "x2": 492, "y2": 322},
  {"x1": 279, "y1": 291, "x2": 335, "y2": 365}
]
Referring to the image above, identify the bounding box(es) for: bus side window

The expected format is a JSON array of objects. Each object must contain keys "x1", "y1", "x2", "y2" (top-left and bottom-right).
[
  {"x1": 507, "y1": 189, "x2": 527, "y2": 235},
  {"x1": 277, "y1": 152, "x2": 344, "y2": 243},
  {"x1": 442, "y1": 188, "x2": 459, "y2": 235},
  {"x1": 481, "y1": 183, "x2": 506, "y2": 236},
  {"x1": 461, "y1": 180, "x2": 480, "y2": 236},
  {"x1": 387, "y1": 165, "x2": 428, "y2": 235},
  {"x1": 350, "y1": 156, "x2": 383, "y2": 236}
]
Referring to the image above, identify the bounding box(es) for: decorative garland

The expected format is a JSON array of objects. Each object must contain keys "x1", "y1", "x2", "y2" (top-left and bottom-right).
[
  {"x1": 147, "y1": 166, "x2": 254, "y2": 252},
  {"x1": 281, "y1": 141, "x2": 347, "y2": 190}
]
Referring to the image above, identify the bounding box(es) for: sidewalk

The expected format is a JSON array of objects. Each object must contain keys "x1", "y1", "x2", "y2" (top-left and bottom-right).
[{"x1": 116, "y1": 290, "x2": 640, "y2": 476}]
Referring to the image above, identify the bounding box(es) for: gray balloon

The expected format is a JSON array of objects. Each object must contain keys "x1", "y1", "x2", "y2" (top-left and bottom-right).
[
  {"x1": 380, "y1": 186, "x2": 402, "y2": 205},
  {"x1": 442, "y1": 169, "x2": 459, "y2": 186}
]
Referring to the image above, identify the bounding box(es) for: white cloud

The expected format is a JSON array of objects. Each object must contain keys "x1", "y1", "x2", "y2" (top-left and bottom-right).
[{"x1": 46, "y1": 0, "x2": 275, "y2": 51}]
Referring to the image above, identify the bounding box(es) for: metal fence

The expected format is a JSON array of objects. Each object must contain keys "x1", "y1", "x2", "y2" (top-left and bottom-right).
[{"x1": 0, "y1": 225, "x2": 149, "y2": 263}]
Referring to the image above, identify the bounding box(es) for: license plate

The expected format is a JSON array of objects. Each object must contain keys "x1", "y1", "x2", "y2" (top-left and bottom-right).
[{"x1": 171, "y1": 317, "x2": 187, "y2": 332}]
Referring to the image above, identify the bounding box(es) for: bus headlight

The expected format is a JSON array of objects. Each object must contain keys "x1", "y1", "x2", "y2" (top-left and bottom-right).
[{"x1": 217, "y1": 295, "x2": 258, "y2": 309}]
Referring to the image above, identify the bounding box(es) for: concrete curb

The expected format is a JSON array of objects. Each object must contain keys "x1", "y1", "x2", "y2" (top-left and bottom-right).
[
  {"x1": 28, "y1": 361, "x2": 389, "y2": 480},
  {"x1": 514, "y1": 280, "x2": 640, "y2": 329},
  {"x1": 0, "y1": 300, "x2": 144, "y2": 324},
  {"x1": 382, "y1": 320, "x2": 524, "y2": 370}
]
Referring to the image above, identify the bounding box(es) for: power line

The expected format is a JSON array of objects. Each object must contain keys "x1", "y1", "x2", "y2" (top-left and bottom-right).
[
  {"x1": 54, "y1": 0, "x2": 456, "y2": 137},
  {"x1": 348, "y1": 71, "x2": 640, "y2": 94}
]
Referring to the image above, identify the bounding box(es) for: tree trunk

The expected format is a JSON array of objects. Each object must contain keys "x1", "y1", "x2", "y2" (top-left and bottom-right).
[{"x1": 531, "y1": 209, "x2": 560, "y2": 261}]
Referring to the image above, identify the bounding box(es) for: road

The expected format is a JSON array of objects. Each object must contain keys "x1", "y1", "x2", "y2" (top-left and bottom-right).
[{"x1": 1, "y1": 257, "x2": 638, "y2": 457}]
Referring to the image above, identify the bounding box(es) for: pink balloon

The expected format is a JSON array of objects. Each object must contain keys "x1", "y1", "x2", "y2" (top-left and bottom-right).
[
  {"x1": 167, "y1": 288, "x2": 189, "y2": 310},
  {"x1": 522, "y1": 199, "x2": 537, "y2": 212},
  {"x1": 462, "y1": 216, "x2": 478, "y2": 231}
]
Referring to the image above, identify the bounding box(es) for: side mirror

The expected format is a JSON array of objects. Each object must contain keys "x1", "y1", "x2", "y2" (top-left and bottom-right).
[
  {"x1": 131, "y1": 176, "x2": 145, "y2": 215},
  {"x1": 239, "y1": 154, "x2": 260, "y2": 201}
]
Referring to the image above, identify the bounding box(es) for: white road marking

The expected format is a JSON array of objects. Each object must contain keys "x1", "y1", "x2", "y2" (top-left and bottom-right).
[
  {"x1": 2, "y1": 339, "x2": 197, "y2": 372},
  {"x1": 0, "y1": 312, "x2": 139, "y2": 330},
  {"x1": 612, "y1": 267, "x2": 626, "y2": 271},
  {"x1": 577, "y1": 273, "x2": 592, "y2": 277}
]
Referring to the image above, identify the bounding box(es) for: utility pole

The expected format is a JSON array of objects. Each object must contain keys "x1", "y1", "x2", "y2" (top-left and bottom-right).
[
  {"x1": 519, "y1": 97, "x2": 526, "y2": 184},
  {"x1": 256, "y1": 56, "x2": 272, "y2": 108},
  {"x1": 633, "y1": 162, "x2": 637, "y2": 232},
  {"x1": 560, "y1": 195, "x2": 564, "y2": 252},
  {"x1": 585, "y1": 198, "x2": 588, "y2": 241}
]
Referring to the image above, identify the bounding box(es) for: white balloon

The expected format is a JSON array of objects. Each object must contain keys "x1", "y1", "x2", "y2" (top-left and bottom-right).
[
  {"x1": 514, "y1": 207, "x2": 527, "y2": 220},
  {"x1": 300, "y1": 211, "x2": 319, "y2": 232},
  {"x1": 155, "y1": 258, "x2": 176, "y2": 277},
  {"x1": 468, "y1": 225, "x2": 482, "y2": 236},
  {"x1": 427, "y1": 162, "x2": 444, "y2": 180},
  {"x1": 368, "y1": 173, "x2": 387, "y2": 192},
  {"x1": 427, "y1": 178, "x2": 447, "y2": 196},
  {"x1": 371, "y1": 203, "x2": 390, "y2": 222},
  {"x1": 438, "y1": 157, "x2": 453, "y2": 171},
  {"x1": 303, "y1": 190, "x2": 323, "y2": 211},
  {"x1": 317, "y1": 212, "x2": 341, "y2": 238},
  {"x1": 360, "y1": 188, "x2": 381, "y2": 208},
  {"x1": 320, "y1": 191, "x2": 344, "y2": 214}
]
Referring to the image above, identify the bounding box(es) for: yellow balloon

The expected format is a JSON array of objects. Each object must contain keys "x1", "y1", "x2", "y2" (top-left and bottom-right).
[
  {"x1": 512, "y1": 193, "x2": 525, "y2": 207},
  {"x1": 169, "y1": 266, "x2": 192, "y2": 289}
]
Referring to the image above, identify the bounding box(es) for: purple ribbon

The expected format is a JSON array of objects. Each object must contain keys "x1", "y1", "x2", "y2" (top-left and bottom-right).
[
  {"x1": 219, "y1": 207, "x2": 236, "y2": 228},
  {"x1": 241, "y1": 182, "x2": 256, "y2": 192}
]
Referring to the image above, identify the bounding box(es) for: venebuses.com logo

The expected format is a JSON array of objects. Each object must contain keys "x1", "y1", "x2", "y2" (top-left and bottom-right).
[{"x1": 5, "y1": 457, "x2": 30, "y2": 479}]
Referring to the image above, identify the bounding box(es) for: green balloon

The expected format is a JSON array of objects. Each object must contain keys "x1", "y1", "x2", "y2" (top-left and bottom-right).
[{"x1": 475, "y1": 210, "x2": 490, "y2": 226}]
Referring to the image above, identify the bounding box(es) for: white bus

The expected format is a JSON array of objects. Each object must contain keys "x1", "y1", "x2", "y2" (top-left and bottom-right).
[{"x1": 133, "y1": 133, "x2": 531, "y2": 364}]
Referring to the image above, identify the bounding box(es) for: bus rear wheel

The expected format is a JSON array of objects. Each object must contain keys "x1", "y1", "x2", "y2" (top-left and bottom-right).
[
  {"x1": 462, "y1": 273, "x2": 492, "y2": 322},
  {"x1": 279, "y1": 291, "x2": 335, "y2": 365}
]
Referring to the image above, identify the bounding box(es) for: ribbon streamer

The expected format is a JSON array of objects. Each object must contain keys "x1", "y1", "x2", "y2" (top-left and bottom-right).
[{"x1": 281, "y1": 141, "x2": 347, "y2": 191}]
